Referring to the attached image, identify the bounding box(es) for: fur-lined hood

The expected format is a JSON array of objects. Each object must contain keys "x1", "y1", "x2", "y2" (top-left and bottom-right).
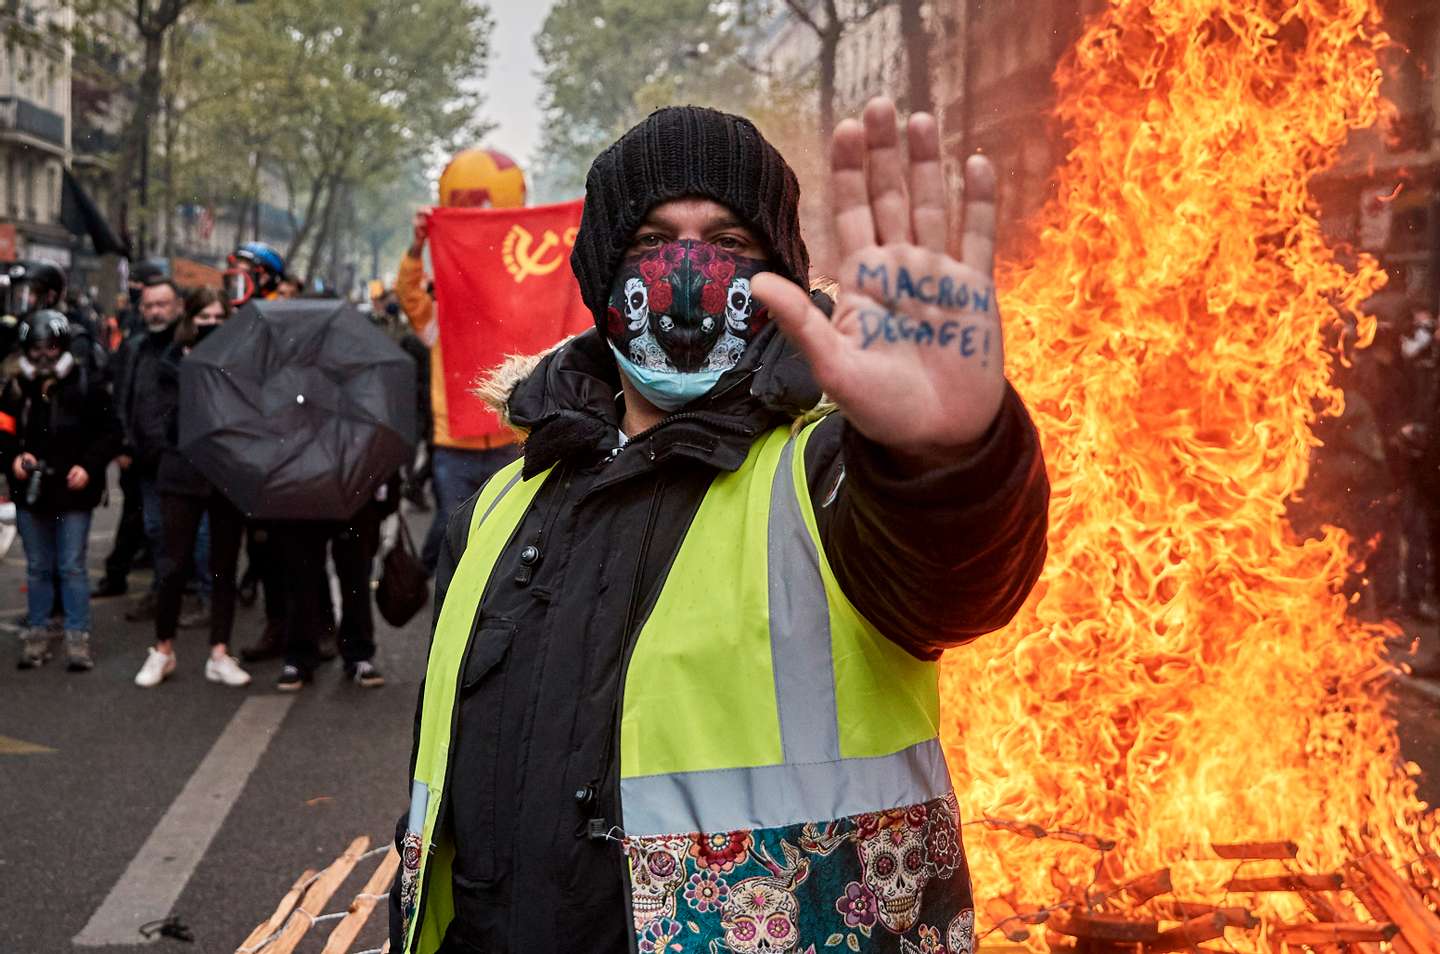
[{"x1": 472, "y1": 340, "x2": 568, "y2": 440}]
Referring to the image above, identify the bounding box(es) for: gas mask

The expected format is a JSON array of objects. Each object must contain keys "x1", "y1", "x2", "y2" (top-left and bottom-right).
[
  {"x1": 604, "y1": 240, "x2": 769, "y2": 411},
  {"x1": 19, "y1": 350, "x2": 74, "y2": 381}
]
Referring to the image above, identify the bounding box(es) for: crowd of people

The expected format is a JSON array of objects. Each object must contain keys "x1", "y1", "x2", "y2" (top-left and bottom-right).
[{"x1": 3, "y1": 243, "x2": 413, "y2": 691}]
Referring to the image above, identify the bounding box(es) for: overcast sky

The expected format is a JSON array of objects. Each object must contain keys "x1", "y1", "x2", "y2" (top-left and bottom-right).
[{"x1": 484, "y1": 0, "x2": 559, "y2": 169}]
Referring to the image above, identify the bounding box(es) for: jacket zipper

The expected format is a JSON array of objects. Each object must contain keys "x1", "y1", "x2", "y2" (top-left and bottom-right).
[
  {"x1": 619, "y1": 409, "x2": 757, "y2": 450},
  {"x1": 593, "y1": 473, "x2": 666, "y2": 953}
]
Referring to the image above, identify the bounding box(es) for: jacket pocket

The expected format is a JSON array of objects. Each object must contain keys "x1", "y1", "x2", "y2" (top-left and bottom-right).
[
  {"x1": 462, "y1": 619, "x2": 516, "y2": 692},
  {"x1": 453, "y1": 619, "x2": 518, "y2": 885}
]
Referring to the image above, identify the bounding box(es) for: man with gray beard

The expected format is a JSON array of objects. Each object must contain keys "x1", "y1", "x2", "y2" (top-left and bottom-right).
[{"x1": 114, "y1": 277, "x2": 184, "y2": 623}]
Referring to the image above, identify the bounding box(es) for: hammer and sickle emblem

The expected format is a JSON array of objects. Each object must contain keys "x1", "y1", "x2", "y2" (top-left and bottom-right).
[{"x1": 503, "y1": 225, "x2": 575, "y2": 283}]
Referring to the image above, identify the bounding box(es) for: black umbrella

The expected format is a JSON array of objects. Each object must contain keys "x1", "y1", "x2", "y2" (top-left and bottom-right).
[{"x1": 179, "y1": 299, "x2": 418, "y2": 521}]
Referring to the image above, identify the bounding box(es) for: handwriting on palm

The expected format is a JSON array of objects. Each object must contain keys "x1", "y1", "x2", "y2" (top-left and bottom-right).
[{"x1": 752, "y1": 98, "x2": 1005, "y2": 465}]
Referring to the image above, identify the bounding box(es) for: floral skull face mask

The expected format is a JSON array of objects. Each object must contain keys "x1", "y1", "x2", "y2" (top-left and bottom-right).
[{"x1": 605, "y1": 240, "x2": 770, "y2": 411}]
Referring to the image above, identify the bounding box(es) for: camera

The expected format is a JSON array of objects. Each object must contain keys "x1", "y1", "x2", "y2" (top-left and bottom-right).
[{"x1": 22, "y1": 458, "x2": 45, "y2": 507}]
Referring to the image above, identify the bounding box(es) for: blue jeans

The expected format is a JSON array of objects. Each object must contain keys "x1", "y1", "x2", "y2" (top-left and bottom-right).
[
  {"x1": 17, "y1": 509, "x2": 93, "y2": 631},
  {"x1": 421, "y1": 445, "x2": 520, "y2": 572}
]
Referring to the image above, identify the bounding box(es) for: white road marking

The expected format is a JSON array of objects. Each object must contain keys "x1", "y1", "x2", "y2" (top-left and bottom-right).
[{"x1": 73, "y1": 695, "x2": 295, "y2": 946}]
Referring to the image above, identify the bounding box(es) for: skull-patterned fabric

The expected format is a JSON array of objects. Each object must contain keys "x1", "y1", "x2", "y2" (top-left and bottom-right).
[
  {"x1": 622, "y1": 794, "x2": 974, "y2": 953},
  {"x1": 604, "y1": 241, "x2": 770, "y2": 375}
]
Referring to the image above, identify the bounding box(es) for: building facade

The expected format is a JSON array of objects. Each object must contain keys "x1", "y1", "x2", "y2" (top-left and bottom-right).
[{"x1": 0, "y1": 0, "x2": 74, "y2": 268}]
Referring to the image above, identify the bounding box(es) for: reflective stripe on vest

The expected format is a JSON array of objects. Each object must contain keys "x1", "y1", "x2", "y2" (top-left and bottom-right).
[{"x1": 618, "y1": 423, "x2": 950, "y2": 838}]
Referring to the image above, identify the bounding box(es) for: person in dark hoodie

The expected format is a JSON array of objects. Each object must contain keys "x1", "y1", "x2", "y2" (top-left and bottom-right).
[
  {"x1": 390, "y1": 99, "x2": 1048, "y2": 954},
  {"x1": 4, "y1": 310, "x2": 119, "y2": 670},
  {"x1": 133, "y1": 287, "x2": 251, "y2": 689}
]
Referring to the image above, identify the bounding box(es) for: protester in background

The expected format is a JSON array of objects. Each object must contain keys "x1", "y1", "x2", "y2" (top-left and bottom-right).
[
  {"x1": 117, "y1": 261, "x2": 166, "y2": 337},
  {"x1": 277, "y1": 274, "x2": 302, "y2": 299},
  {"x1": 225, "y1": 242, "x2": 286, "y2": 306},
  {"x1": 116, "y1": 277, "x2": 185, "y2": 622},
  {"x1": 396, "y1": 148, "x2": 525, "y2": 573},
  {"x1": 94, "y1": 262, "x2": 167, "y2": 597},
  {"x1": 133, "y1": 288, "x2": 249, "y2": 688},
  {"x1": 238, "y1": 523, "x2": 293, "y2": 663},
  {"x1": 93, "y1": 272, "x2": 163, "y2": 599},
  {"x1": 327, "y1": 476, "x2": 398, "y2": 689},
  {"x1": 3, "y1": 310, "x2": 119, "y2": 670},
  {"x1": 370, "y1": 293, "x2": 433, "y2": 510},
  {"x1": 263, "y1": 519, "x2": 333, "y2": 691},
  {"x1": 6, "y1": 261, "x2": 108, "y2": 380}
]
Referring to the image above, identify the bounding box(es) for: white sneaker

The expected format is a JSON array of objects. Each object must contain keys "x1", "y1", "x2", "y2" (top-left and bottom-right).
[
  {"x1": 204, "y1": 654, "x2": 251, "y2": 688},
  {"x1": 134, "y1": 647, "x2": 176, "y2": 688}
]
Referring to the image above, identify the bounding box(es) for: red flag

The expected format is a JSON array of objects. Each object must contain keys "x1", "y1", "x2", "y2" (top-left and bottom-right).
[{"x1": 428, "y1": 200, "x2": 591, "y2": 440}]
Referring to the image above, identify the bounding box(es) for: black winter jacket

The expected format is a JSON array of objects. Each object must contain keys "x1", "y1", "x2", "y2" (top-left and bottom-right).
[
  {"x1": 116, "y1": 325, "x2": 177, "y2": 476},
  {"x1": 155, "y1": 341, "x2": 213, "y2": 498},
  {"x1": 390, "y1": 327, "x2": 1050, "y2": 953},
  {"x1": 0, "y1": 365, "x2": 120, "y2": 512}
]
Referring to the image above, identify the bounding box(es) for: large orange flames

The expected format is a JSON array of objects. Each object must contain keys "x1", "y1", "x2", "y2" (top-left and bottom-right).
[{"x1": 938, "y1": 0, "x2": 1435, "y2": 948}]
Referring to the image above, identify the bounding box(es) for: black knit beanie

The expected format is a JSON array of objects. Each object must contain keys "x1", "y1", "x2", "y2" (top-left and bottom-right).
[{"x1": 570, "y1": 105, "x2": 809, "y2": 332}]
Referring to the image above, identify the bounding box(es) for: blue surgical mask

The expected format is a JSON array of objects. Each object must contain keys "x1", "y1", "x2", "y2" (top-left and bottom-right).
[{"x1": 609, "y1": 343, "x2": 728, "y2": 411}]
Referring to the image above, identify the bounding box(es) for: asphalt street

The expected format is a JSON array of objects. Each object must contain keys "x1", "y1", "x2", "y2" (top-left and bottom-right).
[
  {"x1": 1, "y1": 490, "x2": 431, "y2": 954},
  {"x1": 4, "y1": 488, "x2": 1440, "y2": 954}
]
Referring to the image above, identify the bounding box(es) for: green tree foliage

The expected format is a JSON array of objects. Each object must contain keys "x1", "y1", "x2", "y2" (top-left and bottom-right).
[
  {"x1": 173, "y1": 0, "x2": 494, "y2": 282},
  {"x1": 532, "y1": 0, "x2": 758, "y2": 200}
]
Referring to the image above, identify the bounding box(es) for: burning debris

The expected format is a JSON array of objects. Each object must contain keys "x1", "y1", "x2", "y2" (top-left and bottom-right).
[
  {"x1": 972, "y1": 820, "x2": 1440, "y2": 951},
  {"x1": 938, "y1": 0, "x2": 1440, "y2": 949}
]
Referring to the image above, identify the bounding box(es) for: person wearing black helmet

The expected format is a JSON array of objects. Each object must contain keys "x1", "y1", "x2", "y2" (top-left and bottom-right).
[
  {"x1": 3, "y1": 260, "x2": 109, "y2": 382},
  {"x1": 0, "y1": 310, "x2": 120, "y2": 670},
  {"x1": 3, "y1": 260, "x2": 65, "y2": 317}
]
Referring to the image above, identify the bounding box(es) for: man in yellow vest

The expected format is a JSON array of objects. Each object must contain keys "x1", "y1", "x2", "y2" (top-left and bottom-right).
[
  {"x1": 397, "y1": 148, "x2": 528, "y2": 573},
  {"x1": 390, "y1": 98, "x2": 1049, "y2": 954}
]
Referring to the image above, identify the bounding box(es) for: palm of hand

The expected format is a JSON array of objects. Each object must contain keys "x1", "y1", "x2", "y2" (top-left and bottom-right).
[
  {"x1": 752, "y1": 99, "x2": 1005, "y2": 465},
  {"x1": 826, "y1": 245, "x2": 1004, "y2": 453}
]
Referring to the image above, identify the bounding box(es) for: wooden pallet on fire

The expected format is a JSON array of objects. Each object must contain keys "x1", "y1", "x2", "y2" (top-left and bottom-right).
[
  {"x1": 976, "y1": 821, "x2": 1440, "y2": 954},
  {"x1": 237, "y1": 836, "x2": 397, "y2": 954}
]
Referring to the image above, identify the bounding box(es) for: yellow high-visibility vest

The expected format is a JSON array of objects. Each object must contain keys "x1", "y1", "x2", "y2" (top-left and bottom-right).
[{"x1": 399, "y1": 424, "x2": 959, "y2": 954}]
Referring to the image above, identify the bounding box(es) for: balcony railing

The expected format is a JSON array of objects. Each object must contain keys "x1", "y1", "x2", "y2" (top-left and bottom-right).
[
  {"x1": 0, "y1": 95, "x2": 65, "y2": 148},
  {"x1": 73, "y1": 124, "x2": 122, "y2": 157}
]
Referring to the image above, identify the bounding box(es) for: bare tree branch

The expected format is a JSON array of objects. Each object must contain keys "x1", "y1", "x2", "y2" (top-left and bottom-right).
[{"x1": 779, "y1": 0, "x2": 823, "y2": 36}]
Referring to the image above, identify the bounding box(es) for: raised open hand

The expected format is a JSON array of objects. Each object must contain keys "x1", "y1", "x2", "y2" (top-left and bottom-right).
[{"x1": 752, "y1": 97, "x2": 1004, "y2": 468}]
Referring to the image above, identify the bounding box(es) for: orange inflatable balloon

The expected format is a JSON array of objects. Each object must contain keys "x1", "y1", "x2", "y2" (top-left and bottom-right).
[{"x1": 438, "y1": 148, "x2": 527, "y2": 209}]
